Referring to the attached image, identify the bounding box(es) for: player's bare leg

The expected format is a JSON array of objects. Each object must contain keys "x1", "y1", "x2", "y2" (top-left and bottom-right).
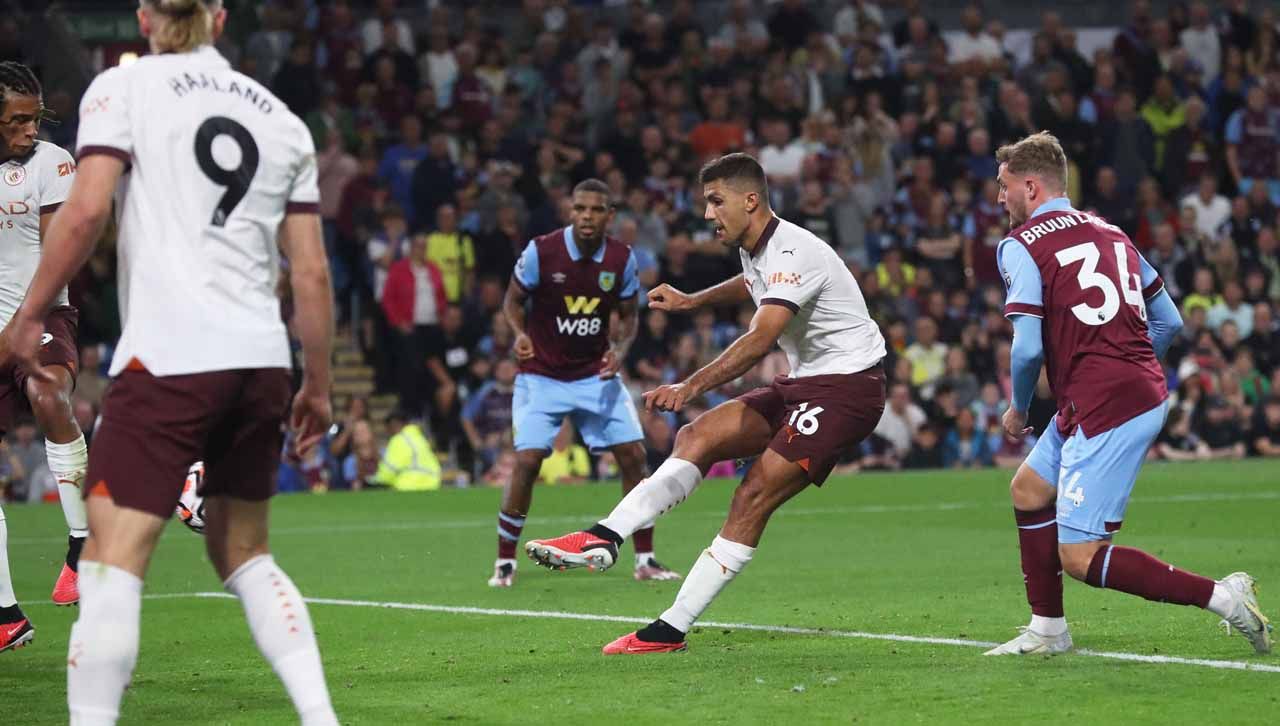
[
  {"x1": 490, "y1": 448, "x2": 547, "y2": 586},
  {"x1": 603, "y1": 449, "x2": 810, "y2": 654},
  {"x1": 1058, "y1": 539, "x2": 1271, "y2": 654},
  {"x1": 27, "y1": 365, "x2": 89, "y2": 605},
  {"x1": 526, "y1": 400, "x2": 772, "y2": 571},
  {"x1": 612, "y1": 440, "x2": 677, "y2": 580},
  {"x1": 67, "y1": 493, "x2": 166, "y2": 724},
  {"x1": 205, "y1": 497, "x2": 339, "y2": 725},
  {"x1": 0, "y1": 502, "x2": 35, "y2": 652},
  {"x1": 985, "y1": 463, "x2": 1073, "y2": 656}
]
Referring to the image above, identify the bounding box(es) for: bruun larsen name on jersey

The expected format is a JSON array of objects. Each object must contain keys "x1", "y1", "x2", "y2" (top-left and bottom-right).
[{"x1": 167, "y1": 72, "x2": 274, "y2": 114}]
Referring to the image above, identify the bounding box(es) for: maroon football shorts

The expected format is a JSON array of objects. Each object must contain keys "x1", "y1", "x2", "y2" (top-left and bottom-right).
[
  {"x1": 736, "y1": 365, "x2": 886, "y2": 485},
  {"x1": 85, "y1": 365, "x2": 291, "y2": 518},
  {"x1": 0, "y1": 305, "x2": 79, "y2": 435}
]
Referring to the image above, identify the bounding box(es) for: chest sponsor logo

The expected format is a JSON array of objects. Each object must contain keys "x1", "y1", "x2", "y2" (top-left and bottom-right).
[
  {"x1": 766, "y1": 272, "x2": 802, "y2": 286},
  {"x1": 552, "y1": 272, "x2": 567, "y2": 284},
  {"x1": 563, "y1": 296, "x2": 601, "y2": 315},
  {"x1": 598, "y1": 271, "x2": 616, "y2": 292},
  {"x1": 3, "y1": 167, "x2": 24, "y2": 186}
]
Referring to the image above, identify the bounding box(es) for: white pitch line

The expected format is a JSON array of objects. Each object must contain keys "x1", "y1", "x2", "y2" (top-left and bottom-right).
[
  {"x1": 7, "y1": 490, "x2": 1279, "y2": 546},
  {"x1": 108, "y1": 591, "x2": 1280, "y2": 675}
]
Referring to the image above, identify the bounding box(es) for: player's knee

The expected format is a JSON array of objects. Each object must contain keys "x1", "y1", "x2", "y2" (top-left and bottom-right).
[
  {"x1": 28, "y1": 377, "x2": 72, "y2": 421},
  {"x1": 513, "y1": 449, "x2": 546, "y2": 475},
  {"x1": 613, "y1": 443, "x2": 646, "y2": 476},
  {"x1": 1058, "y1": 542, "x2": 1100, "y2": 581},
  {"x1": 728, "y1": 478, "x2": 773, "y2": 520},
  {"x1": 1010, "y1": 467, "x2": 1054, "y2": 510},
  {"x1": 672, "y1": 422, "x2": 708, "y2": 461}
]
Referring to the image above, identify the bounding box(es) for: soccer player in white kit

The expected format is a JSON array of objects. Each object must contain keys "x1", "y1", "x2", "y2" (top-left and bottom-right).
[
  {"x1": 0, "y1": 61, "x2": 94, "y2": 654},
  {"x1": 527, "y1": 153, "x2": 889, "y2": 653},
  {"x1": 0, "y1": 2, "x2": 339, "y2": 723}
]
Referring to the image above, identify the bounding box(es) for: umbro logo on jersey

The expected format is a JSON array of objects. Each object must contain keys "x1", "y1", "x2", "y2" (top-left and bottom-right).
[
  {"x1": 552, "y1": 272, "x2": 567, "y2": 284},
  {"x1": 3, "y1": 167, "x2": 24, "y2": 186}
]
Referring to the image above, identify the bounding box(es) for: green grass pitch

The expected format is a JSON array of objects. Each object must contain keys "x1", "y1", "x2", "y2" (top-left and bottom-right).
[{"x1": 4, "y1": 459, "x2": 1278, "y2": 725}]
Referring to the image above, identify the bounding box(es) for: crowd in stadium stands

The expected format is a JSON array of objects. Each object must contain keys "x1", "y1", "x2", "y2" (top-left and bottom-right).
[{"x1": 5, "y1": 0, "x2": 1280, "y2": 501}]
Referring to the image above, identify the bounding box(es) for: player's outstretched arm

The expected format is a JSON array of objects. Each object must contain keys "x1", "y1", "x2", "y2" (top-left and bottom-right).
[
  {"x1": 0, "y1": 155, "x2": 123, "y2": 374},
  {"x1": 279, "y1": 211, "x2": 334, "y2": 454},
  {"x1": 648, "y1": 273, "x2": 749, "y2": 313},
  {"x1": 643, "y1": 303, "x2": 792, "y2": 412}
]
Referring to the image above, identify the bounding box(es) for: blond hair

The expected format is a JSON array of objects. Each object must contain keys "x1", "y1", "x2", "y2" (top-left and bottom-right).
[
  {"x1": 995, "y1": 131, "x2": 1068, "y2": 193},
  {"x1": 142, "y1": 0, "x2": 221, "y2": 53}
]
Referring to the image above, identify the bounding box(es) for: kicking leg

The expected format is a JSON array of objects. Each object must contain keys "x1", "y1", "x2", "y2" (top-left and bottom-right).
[
  {"x1": 525, "y1": 400, "x2": 772, "y2": 571},
  {"x1": 604, "y1": 449, "x2": 810, "y2": 654},
  {"x1": 28, "y1": 367, "x2": 89, "y2": 605},
  {"x1": 612, "y1": 440, "x2": 677, "y2": 580},
  {"x1": 490, "y1": 448, "x2": 546, "y2": 587},
  {"x1": 206, "y1": 496, "x2": 340, "y2": 725}
]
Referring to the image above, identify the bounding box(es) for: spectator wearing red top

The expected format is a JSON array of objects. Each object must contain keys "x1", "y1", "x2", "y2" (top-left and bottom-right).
[{"x1": 382, "y1": 237, "x2": 449, "y2": 418}]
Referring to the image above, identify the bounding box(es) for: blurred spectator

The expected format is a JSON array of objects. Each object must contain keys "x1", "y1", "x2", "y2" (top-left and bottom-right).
[
  {"x1": 424, "y1": 204, "x2": 475, "y2": 304},
  {"x1": 874, "y1": 383, "x2": 926, "y2": 458},
  {"x1": 374, "y1": 414, "x2": 442, "y2": 491},
  {"x1": 943, "y1": 408, "x2": 992, "y2": 468},
  {"x1": 538, "y1": 420, "x2": 590, "y2": 484},
  {"x1": 1252, "y1": 395, "x2": 1280, "y2": 457},
  {"x1": 1156, "y1": 406, "x2": 1211, "y2": 460}
]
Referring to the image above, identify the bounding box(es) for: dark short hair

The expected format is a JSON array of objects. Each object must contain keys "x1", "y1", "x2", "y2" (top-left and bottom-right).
[
  {"x1": 698, "y1": 152, "x2": 769, "y2": 199},
  {"x1": 572, "y1": 178, "x2": 611, "y2": 204}
]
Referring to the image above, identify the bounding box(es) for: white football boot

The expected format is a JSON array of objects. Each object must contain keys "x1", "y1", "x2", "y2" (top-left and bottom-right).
[
  {"x1": 1217, "y1": 572, "x2": 1272, "y2": 654},
  {"x1": 983, "y1": 626, "x2": 1074, "y2": 656}
]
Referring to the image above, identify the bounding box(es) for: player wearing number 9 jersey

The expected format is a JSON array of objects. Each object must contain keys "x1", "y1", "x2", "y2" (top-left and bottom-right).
[
  {"x1": 984, "y1": 132, "x2": 1271, "y2": 658},
  {"x1": 0, "y1": 2, "x2": 340, "y2": 724}
]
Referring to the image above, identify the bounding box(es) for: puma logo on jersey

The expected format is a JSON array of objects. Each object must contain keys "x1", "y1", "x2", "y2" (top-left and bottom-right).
[
  {"x1": 40, "y1": 333, "x2": 53, "y2": 347},
  {"x1": 563, "y1": 296, "x2": 601, "y2": 315},
  {"x1": 781, "y1": 248, "x2": 796, "y2": 255}
]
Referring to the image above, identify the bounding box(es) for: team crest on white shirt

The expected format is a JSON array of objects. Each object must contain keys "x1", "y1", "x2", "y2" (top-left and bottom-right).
[
  {"x1": 598, "y1": 271, "x2": 616, "y2": 292},
  {"x1": 3, "y1": 167, "x2": 24, "y2": 186}
]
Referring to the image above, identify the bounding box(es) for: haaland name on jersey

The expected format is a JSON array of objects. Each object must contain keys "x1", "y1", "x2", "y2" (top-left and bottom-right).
[{"x1": 166, "y1": 72, "x2": 275, "y2": 115}]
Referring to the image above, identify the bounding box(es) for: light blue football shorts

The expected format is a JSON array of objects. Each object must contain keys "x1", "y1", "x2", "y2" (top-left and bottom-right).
[
  {"x1": 513, "y1": 372, "x2": 644, "y2": 452},
  {"x1": 1024, "y1": 400, "x2": 1169, "y2": 544}
]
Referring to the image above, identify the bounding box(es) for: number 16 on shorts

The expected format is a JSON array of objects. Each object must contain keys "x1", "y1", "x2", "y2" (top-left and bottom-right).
[{"x1": 787, "y1": 402, "x2": 824, "y2": 436}]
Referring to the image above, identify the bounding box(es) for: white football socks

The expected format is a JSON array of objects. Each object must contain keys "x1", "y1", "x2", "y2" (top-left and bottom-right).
[
  {"x1": 659, "y1": 535, "x2": 755, "y2": 633},
  {"x1": 47, "y1": 436, "x2": 89, "y2": 538},
  {"x1": 600, "y1": 458, "x2": 702, "y2": 539},
  {"x1": 1029, "y1": 615, "x2": 1067, "y2": 636},
  {"x1": 1207, "y1": 582, "x2": 1234, "y2": 618},
  {"x1": 0, "y1": 504, "x2": 16, "y2": 609},
  {"x1": 225, "y1": 555, "x2": 339, "y2": 726},
  {"x1": 67, "y1": 561, "x2": 142, "y2": 726}
]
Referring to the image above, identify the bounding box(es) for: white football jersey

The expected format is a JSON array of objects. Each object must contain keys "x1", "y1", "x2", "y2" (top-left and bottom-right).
[
  {"x1": 76, "y1": 45, "x2": 318, "y2": 376},
  {"x1": 0, "y1": 140, "x2": 75, "y2": 325},
  {"x1": 739, "y1": 216, "x2": 886, "y2": 378}
]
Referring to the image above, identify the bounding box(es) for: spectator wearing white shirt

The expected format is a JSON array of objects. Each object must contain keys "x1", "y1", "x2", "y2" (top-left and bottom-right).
[
  {"x1": 875, "y1": 383, "x2": 927, "y2": 457},
  {"x1": 1208, "y1": 281, "x2": 1255, "y2": 338},
  {"x1": 361, "y1": 0, "x2": 415, "y2": 56},
  {"x1": 949, "y1": 4, "x2": 1003, "y2": 70},
  {"x1": 1180, "y1": 174, "x2": 1231, "y2": 240},
  {"x1": 1179, "y1": 2, "x2": 1221, "y2": 85},
  {"x1": 758, "y1": 118, "x2": 808, "y2": 186},
  {"x1": 833, "y1": 1, "x2": 886, "y2": 49}
]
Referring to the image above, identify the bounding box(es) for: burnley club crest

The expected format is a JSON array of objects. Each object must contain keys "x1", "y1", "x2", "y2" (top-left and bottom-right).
[{"x1": 598, "y1": 271, "x2": 616, "y2": 292}]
